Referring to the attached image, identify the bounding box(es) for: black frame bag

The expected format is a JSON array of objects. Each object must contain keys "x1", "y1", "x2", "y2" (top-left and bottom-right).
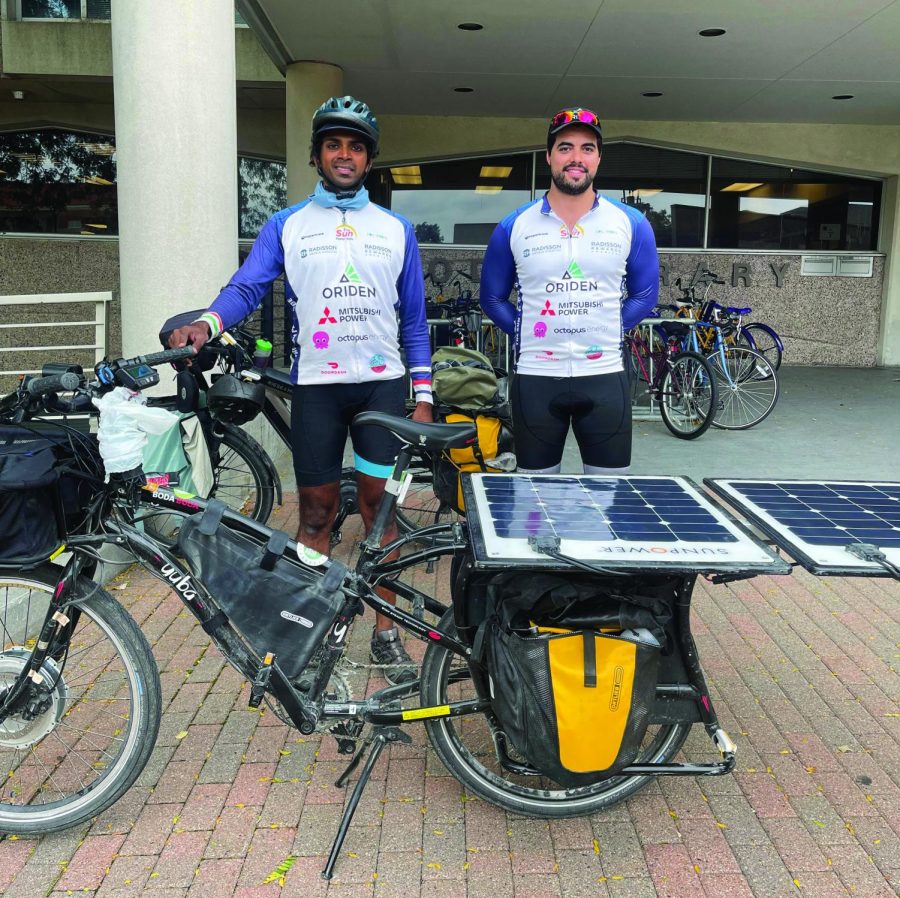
[{"x1": 177, "y1": 500, "x2": 345, "y2": 680}]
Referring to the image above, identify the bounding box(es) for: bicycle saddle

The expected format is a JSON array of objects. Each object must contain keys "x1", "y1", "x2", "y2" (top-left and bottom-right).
[{"x1": 353, "y1": 411, "x2": 476, "y2": 450}]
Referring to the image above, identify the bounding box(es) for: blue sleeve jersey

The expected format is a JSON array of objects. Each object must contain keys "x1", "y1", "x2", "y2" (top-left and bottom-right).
[
  {"x1": 480, "y1": 193, "x2": 659, "y2": 376},
  {"x1": 202, "y1": 199, "x2": 432, "y2": 398}
]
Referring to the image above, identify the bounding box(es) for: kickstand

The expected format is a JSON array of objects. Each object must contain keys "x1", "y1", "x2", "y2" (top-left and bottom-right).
[{"x1": 321, "y1": 726, "x2": 412, "y2": 880}]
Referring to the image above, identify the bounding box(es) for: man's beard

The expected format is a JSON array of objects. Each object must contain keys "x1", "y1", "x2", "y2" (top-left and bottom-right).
[{"x1": 551, "y1": 166, "x2": 593, "y2": 196}]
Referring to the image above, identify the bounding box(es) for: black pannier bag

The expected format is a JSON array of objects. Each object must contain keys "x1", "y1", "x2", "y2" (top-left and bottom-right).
[
  {"x1": 472, "y1": 572, "x2": 667, "y2": 786},
  {"x1": 0, "y1": 434, "x2": 63, "y2": 563},
  {"x1": 177, "y1": 500, "x2": 345, "y2": 680}
]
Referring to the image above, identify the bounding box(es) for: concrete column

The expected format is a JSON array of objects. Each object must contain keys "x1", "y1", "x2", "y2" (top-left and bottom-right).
[
  {"x1": 878, "y1": 175, "x2": 900, "y2": 366},
  {"x1": 285, "y1": 62, "x2": 343, "y2": 204},
  {"x1": 111, "y1": 0, "x2": 237, "y2": 359}
]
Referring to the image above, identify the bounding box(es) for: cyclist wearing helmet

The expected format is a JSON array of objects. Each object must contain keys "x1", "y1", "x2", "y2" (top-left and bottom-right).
[
  {"x1": 479, "y1": 107, "x2": 659, "y2": 475},
  {"x1": 169, "y1": 95, "x2": 432, "y2": 684}
]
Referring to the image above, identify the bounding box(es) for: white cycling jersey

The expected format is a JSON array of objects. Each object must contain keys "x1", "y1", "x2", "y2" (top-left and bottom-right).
[
  {"x1": 200, "y1": 197, "x2": 432, "y2": 399},
  {"x1": 480, "y1": 193, "x2": 659, "y2": 377}
]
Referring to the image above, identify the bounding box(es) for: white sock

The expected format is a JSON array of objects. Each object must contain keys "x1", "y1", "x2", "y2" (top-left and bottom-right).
[{"x1": 583, "y1": 463, "x2": 631, "y2": 475}]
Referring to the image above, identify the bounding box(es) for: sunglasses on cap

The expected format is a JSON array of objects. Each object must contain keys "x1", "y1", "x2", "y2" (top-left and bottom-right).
[{"x1": 550, "y1": 108, "x2": 601, "y2": 129}]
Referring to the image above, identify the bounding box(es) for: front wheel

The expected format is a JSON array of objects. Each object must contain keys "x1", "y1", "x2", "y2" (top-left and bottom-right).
[
  {"x1": 657, "y1": 351, "x2": 718, "y2": 440},
  {"x1": 0, "y1": 565, "x2": 161, "y2": 833},
  {"x1": 706, "y1": 346, "x2": 779, "y2": 430},
  {"x1": 420, "y1": 609, "x2": 690, "y2": 817}
]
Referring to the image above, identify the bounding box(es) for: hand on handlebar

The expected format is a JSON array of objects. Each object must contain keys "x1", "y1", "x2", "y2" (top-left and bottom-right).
[{"x1": 168, "y1": 321, "x2": 212, "y2": 354}]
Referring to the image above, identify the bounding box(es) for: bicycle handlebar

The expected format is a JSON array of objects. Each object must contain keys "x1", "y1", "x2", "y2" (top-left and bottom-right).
[
  {"x1": 26, "y1": 371, "x2": 82, "y2": 396},
  {"x1": 118, "y1": 346, "x2": 198, "y2": 369}
]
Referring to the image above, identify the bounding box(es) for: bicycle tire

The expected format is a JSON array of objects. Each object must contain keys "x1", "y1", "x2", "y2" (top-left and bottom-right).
[
  {"x1": 420, "y1": 608, "x2": 690, "y2": 817},
  {"x1": 741, "y1": 323, "x2": 783, "y2": 371},
  {"x1": 706, "y1": 346, "x2": 779, "y2": 430},
  {"x1": 657, "y1": 351, "x2": 718, "y2": 440},
  {"x1": 0, "y1": 565, "x2": 161, "y2": 834},
  {"x1": 142, "y1": 422, "x2": 278, "y2": 547}
]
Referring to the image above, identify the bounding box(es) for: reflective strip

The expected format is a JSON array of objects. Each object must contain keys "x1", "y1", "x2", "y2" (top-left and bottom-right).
[{"x1": 402, "y1": 705, "x2": 451, "y2": 721}]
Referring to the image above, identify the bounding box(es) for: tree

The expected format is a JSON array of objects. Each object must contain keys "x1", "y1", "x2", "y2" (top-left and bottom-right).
[{"x1": 415, "y1": 222, "x2": 443, "y2": 244}]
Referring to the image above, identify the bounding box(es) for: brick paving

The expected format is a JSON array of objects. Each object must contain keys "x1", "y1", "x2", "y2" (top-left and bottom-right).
[{"x1": 2, "y1": 493, "x2": 898, "y2": 898}]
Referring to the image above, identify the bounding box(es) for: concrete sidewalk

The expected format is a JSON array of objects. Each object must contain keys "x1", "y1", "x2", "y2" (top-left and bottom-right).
[{"x1": 2, "y1": 496, "x2": 898, "y2": 898}]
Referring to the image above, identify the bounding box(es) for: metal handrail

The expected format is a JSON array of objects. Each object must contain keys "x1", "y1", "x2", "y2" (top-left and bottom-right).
[{"x1": 0, "y1": 292, "x2": 112, "y2": 377}]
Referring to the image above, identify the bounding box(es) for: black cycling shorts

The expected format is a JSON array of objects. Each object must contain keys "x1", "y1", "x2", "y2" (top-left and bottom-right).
[
  {"x1": 290, "y1": 378, "x2": 406, "y2": 487},
  {"x1": 510, "y1": 371, "x2": 632, "y2": 471}
]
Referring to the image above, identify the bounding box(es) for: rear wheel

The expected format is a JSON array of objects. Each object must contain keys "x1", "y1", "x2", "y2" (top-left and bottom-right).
[
  {"x1": 657, "y1": 351, "x2": 718, "y2": 439},
  {"x1": 0, "y1": 565, "x2": 161, "y2": 833},
  {"x1": 421, "y1": 609, "x2": 690, "y2": 817},
  {"x1": 741, "y1": 323, "x2": 783, "y2": 370},
  {"x1": 706, "y1": 346, "x2": 779, "y2": 430}
]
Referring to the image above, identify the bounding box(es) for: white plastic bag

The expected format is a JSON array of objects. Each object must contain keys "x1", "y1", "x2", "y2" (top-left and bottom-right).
[{"x1": 92, "y1": 387, "x2": 179, "y2": 479}]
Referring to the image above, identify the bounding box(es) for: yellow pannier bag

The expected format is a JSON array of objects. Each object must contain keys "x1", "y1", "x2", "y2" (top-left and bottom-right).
[
  {"x1": 433, "y1": 412, "x2": 514, "y2": 514},
  {"x1": 485, "y1": 623, "x2": 660, "y2": 786}
]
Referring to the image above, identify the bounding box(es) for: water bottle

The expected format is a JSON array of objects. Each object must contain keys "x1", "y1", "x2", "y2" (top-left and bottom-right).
[{"x1": 253, "y1": 338, "x2": 273, "y2": 368}]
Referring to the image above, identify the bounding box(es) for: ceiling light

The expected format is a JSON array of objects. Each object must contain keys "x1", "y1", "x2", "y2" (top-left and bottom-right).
[
  {"x1": 832, "y1": 94, "x2": 854, "y2": 100},
  {"x1": 454, "y1": 87, "x2": 474, "y2": 93},
  {"x1": 721, "y1": 182, "x2": 763, "y2": 192},
  {"x1": 698, "y1": 28, "x2": 726, "y2": 37},
  {"x1": 12, "y1": 90, "x2": 24, "y2": 100},
  {"x1": 458, "y1": 22, "x2": 483, "y2": 31},
  {"x1": 475, "y1": 185, "x2": 503, "y2": 194},
  {"x1": 82, "y1": 175, "x2": 114, "y2": 186},
  {"x1": 642, "y1": 92, "x2": 663, "y2": 98},
  {"x1": 632, "y1": 188, "x2": 663, "y2": 198},
  {"x1": 391, "y1": 172, "x2": 422, "y2": 185},
  {"x1": 85, "y1": 223, "x2": 108, "y2": 229},
  {"x1": 479, "y1": 165, "x2": 513, "y2": 178},
  {"x1": 390, "y1": 165, "x2": 421, "y2": 177},
  {"x1": 849, "y1": 201, "x2": 873, "y2": 206}
]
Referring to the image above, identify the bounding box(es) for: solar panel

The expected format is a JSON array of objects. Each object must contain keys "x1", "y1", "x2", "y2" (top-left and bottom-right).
[
  {"x1": 706, "y1": 479, "x2": 900, "y2": 576},
  {"x1": 462, "y1": 474, "x2": 787, "y2": 573}
]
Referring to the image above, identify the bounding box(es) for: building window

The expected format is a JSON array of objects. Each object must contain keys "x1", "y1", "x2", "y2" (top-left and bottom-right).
[
  {"x1": 708, "y1": 157, "x2": 880, "y2": 251},
  {"x1": 535, "y1": 142, "x2": 707, "y2": 248},
  {"x1": 0, "y1": 128, "x2": 288, "y2": 238},
  {"x1": 19, "y1": 0, "x2": 110, "y2": 19},
  {"x1": 0, "y1": 128, "x2": 117, "y2": 234},
  {"x1": 239, "y1": 156, "x2": 286, "y2": 239},
  {"x1": 370, "y1": 153, "x2": 533, "y2": 245}
]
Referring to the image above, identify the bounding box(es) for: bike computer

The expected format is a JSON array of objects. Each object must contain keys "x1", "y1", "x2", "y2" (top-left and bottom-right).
[{"x1": 115, "y1": 363, "x2": 160, "y2": 390}]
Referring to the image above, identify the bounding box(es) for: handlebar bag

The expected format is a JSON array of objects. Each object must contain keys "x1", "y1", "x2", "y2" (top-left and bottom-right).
[
  {"x1": 484, "y1": 619, "x2": 659, "y2": 786},
  {"x1": 177, "y1": 500, "x2": 345, "y2": 680}
]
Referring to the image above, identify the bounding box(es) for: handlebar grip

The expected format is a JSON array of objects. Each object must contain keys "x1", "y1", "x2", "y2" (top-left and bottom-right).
[
  {"x1": 118, "y1": 346, "x2": 198, "y2": 369},
  {"x1": 26, "y1": 371, "x2": 82, "y2": 395}
]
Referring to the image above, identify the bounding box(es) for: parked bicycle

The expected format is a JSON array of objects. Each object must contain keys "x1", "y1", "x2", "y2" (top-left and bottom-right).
[
  {"x1": 0, "y1": 352, "x2": 764, "y2": 880},
  {"x1": 673, "y1": 270, "x2": 784, "y2": 370},
  {"x1": 626, "y1": 321, "x2": 719, "y2": 439}
]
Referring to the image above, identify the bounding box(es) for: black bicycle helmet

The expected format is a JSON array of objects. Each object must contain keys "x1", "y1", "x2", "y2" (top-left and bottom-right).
[
  {"x1": 206, "y1": 374, "x2": 264, "y2": 426},
  {"x1": 310, "y1": 95, "x2": 380, "y2": 159}
]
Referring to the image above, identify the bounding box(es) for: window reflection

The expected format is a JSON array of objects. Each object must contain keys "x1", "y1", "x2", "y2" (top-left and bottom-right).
[
  {"x1": 709, "y1": 158, "x2": 879, "y2": 251},
  {"x1": 0, "y1": 129, "x2": 117, "y2": 234},
  {"x1": 238, "y1": 156, "x2": 286, "y2": 239},
  {"x1": 374, "y1": 154, "x2": 532, "y2": 245}
]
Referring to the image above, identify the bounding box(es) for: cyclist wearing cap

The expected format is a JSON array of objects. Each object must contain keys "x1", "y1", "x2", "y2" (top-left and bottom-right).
[
  {"x1": 169, "y1": 95, "x2": 431, "y2": 684},
  {"x1": 479, "y1": 107, "x2": 659, "y2": 475}
]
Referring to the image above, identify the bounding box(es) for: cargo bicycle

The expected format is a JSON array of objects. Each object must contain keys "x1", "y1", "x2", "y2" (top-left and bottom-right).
[{"x1": 0, "y1": 350, "x2": 787, "y2": 879}]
